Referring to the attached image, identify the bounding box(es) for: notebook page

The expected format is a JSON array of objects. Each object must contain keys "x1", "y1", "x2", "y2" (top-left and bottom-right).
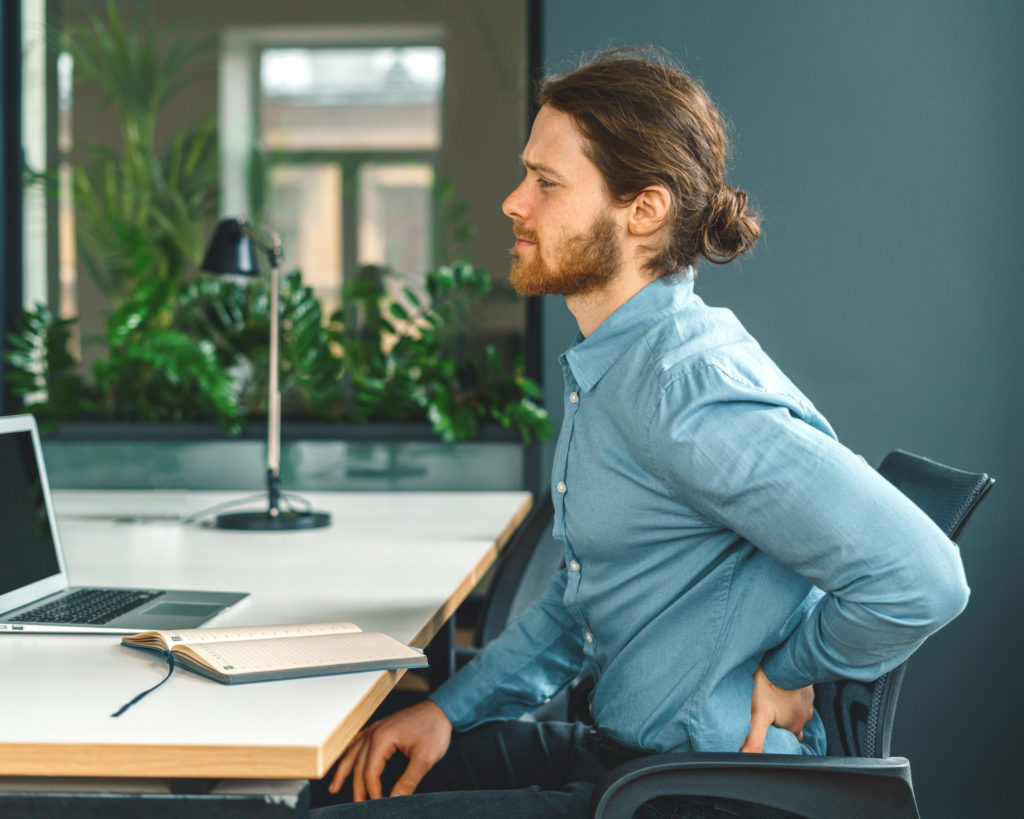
[
  {"x1": 186, "y1": 631, "x2": 421, "y2": 674},
  {"x1": 156, "y1": 622, "x2": 361, "y2": 646}
]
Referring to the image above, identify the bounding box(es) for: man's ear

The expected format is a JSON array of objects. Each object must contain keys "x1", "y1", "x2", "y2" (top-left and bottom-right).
[{"x1": 627, "y1": 186, "x2": 671, "y2": 237}]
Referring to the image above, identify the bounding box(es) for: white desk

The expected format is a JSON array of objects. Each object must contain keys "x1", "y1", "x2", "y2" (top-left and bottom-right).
[{"x1": 0, "y1": 490, "x2": 531, "y2": 780}]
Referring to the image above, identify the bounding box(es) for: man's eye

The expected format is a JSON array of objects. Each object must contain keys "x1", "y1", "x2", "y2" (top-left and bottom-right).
[{"x1": 537, "y1": 178, "x2": 554, "y2": 189}]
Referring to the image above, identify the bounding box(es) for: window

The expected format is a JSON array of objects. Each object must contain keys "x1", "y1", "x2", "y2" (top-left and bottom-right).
[
  {"x1": 260, "y1": 46, "x2": 444, "y2": 150},
  {"x1": 245, "y1": 42, "x2": 445, "y2": 317},
  {"x1": 17, "y1": 0, "x2": 533, "y2": 412}
]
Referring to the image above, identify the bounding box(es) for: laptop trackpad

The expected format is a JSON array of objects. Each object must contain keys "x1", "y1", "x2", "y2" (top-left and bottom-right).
[{"x1": 143, "y1": 602, "x2": 224, "y2": 618}]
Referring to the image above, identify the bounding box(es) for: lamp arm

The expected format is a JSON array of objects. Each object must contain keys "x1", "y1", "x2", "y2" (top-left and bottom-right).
[
  {"x1": 236, "y1": 218, "x2": 284, "y2": 517},
  {"x1": 267, "y1": 254, "x2": 281, "y2": 485}
]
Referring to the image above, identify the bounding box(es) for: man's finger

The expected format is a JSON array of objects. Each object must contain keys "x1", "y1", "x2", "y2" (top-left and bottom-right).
[
  {"x1": 390, "y1": 755, "x2": 434, "y2": 797},
  {"x1": 328, "y1": 735, "x2": 364, "y2": 794},
  {"x1": 352, "y1": 736, "x2": 372, "y2": 802},
  {"x1": 364, "y1": 736, "x2": 397, "y2": 801},
  {"x1": 740, "y1": 710, "x2": 772, "y2": 753}
]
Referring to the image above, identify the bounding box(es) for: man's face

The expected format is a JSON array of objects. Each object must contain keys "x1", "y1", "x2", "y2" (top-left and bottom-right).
[{"x1": 502, "y1": 105, "x2": 623, "y2": 297}]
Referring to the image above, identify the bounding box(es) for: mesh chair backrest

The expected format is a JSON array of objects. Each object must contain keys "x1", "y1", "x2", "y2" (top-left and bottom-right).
[
  {"x1": 475, "y1": 494, "x2": 562, "y2": 646},
  {"x1": 816, "y1": 450, "x2": 993, "y2": 757}
]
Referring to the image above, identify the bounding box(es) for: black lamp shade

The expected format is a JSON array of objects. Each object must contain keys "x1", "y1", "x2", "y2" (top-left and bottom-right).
[{"x1": 202, "y1": 218, "x2": 259, "y2": 275}]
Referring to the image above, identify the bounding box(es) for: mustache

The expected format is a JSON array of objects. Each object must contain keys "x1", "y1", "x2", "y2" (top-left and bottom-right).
[{"x1": 512, "y1": 222, "x2": 538, "y2": 243}]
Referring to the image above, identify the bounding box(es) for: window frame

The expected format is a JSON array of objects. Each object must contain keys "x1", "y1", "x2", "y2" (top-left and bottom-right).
[{"x1": 1, "y1": 0, "x2": 23, "y2": 414}]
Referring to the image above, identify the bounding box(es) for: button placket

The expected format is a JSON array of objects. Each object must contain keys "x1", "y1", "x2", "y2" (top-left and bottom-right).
[{"x1": 552, "y1": 364, "x2": 579, "y2": 540}]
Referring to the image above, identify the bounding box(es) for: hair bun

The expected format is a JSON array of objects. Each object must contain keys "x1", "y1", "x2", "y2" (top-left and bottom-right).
[{"x1": 698, "y1": 185, "x2": 761, "y2": 265}]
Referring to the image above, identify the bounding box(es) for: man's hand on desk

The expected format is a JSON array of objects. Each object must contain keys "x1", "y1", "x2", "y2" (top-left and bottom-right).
[{"x1": 329, "y1": 699, "x2": 453, "y2": 801}]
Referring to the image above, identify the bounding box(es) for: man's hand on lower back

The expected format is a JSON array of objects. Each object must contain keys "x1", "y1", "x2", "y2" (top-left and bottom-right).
[
  {"x1": 740, "y1": 664, "x2": 815, "y2": 753},
  {"x1": 328, "y1": 698, "x2": 453, "y2": 800}
]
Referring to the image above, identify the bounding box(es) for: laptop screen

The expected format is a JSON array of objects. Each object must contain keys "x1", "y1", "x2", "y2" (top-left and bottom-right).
[{"x1": 0, "y1": 430, "x2": 60, "y2": 595}]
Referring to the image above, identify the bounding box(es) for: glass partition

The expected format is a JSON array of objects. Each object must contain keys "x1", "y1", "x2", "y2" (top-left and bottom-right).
[{"x1": 11, "y1": 0, "x2": 539, "y2": 443}]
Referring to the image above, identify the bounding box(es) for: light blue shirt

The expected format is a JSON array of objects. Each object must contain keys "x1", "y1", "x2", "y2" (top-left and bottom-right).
[{"x1": 431, "y1": 271, "x2": 969, "y2": 755}]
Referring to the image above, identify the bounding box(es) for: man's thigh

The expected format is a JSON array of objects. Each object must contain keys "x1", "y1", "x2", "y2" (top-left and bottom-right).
[
  {"x1": 422, "y1": 719, "x2": 597, "y2": 792},
  {"x1": 311, "y1": 719, "x2": 597, "y2": 818},
  {"x1": 312, "y1": 782, "x2": 596, "y2": 819}
]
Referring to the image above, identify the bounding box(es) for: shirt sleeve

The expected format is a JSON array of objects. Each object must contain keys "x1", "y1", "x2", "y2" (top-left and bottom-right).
[
  {"x1": 428, "y1": 566, "x2": 587, "y2": 730},
  {"x1": 650, "y1": 367, "x2": 970, "y2": 690}
]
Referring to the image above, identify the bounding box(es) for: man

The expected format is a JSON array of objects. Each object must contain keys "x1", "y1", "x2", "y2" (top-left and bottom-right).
[{"x1": 313, "y1": 50, "x2": 969, "y2": 818}]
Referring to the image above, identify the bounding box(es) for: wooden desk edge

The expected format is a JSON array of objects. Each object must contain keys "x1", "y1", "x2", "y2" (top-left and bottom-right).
[
  {"x1": 318, "y1": 491, "x2": 534, "y2": 776},
  {"x1": 0, "y1": 492, "x2": 534, "y2": 779},
  {"x1": 0, "y1": 743, "x2": 319, "y2": 780}
]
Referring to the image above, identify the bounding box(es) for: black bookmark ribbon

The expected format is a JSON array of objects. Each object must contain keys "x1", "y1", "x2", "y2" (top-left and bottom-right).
[{"x1": 111, "y1": 651, "x2": 176, "y2": 717}]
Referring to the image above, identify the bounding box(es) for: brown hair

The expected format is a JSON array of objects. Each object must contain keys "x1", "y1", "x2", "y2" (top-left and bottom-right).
[{"x1": 538, "y1": 48, "x2": 760, "y2": 276}]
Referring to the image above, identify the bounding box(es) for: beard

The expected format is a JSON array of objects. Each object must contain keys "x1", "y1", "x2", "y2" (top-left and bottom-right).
[{"x1": 508, "y1": 214, "x2": 621, "y2": 297}]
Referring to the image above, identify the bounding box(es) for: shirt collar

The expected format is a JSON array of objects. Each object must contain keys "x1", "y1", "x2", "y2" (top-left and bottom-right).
[{"x1": 562, "y1": 268, "x2": 695, "y2": 392}]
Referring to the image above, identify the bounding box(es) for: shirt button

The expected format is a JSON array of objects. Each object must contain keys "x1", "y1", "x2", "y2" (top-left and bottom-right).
[
  {"x1": 585, "y1": 632, "x2": 594, "y2": 643},
  {"x1": 570, "y1": 559, "x2": 580, "y2": 571},
  {"x1": 569, "y1": 391, "x2": 579, "y2": 404},
  {"x1": 557, "y1": 481, "x2": 567, "y2": 494}
]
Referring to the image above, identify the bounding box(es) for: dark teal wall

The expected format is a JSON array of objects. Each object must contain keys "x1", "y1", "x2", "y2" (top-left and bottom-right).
[{"x1": 540, "y1": 2, "x2": 1022, "y2": 816}]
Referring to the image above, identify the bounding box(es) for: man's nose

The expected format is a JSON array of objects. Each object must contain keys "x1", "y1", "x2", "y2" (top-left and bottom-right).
[{"x1": 502, "y1": 180, "x2": 530, "y2": 221}]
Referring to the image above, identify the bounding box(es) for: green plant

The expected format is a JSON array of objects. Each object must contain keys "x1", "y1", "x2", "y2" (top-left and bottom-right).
[
  {"x1": 174, "y1": 270, "x2": 344, "y2": 421},
  {"x1": 13, "y1": 1, "x2": 232, "y2": 429},
  {"x1": 334, "y1": 262, "x2": 550, "y2": 442},
  {"x1": 6, "y1": 260, "x2": 551, "y2": 442},
  {"x1": 6, "y1": 2, "x2": 550, "y2": 444},
  {"x1": 4, "y1": 305, "x2": 95, "y2": 430},
  {"x1": 52, "y1": 1, "x2": 217, "y2": 306}
]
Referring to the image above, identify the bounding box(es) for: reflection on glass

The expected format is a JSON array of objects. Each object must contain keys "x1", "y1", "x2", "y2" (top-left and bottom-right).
[
  {"x1": 264, "y1": 164, "x2": 343, "y2": 316},
  {"x1": 56, "y1": 52, "x2": 80, "y2": 353},
  {"x1": 260, "y1": 46, "x2": 445, "y2": 150}
]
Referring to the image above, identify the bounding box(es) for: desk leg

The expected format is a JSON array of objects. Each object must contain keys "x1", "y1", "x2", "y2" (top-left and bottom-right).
[{"x1": 425, "y1": 616, "x2": 456, "y2": 689}]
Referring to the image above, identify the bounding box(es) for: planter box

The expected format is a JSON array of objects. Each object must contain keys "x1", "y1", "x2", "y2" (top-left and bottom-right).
[{"x1": 41, "y1": 422, "x2": 527, "y2": 492}]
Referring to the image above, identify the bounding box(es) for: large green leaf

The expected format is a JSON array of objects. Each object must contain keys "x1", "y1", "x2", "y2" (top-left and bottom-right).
[{"x1": 4, "y1": 305, "x2": 96, "y2": 428}]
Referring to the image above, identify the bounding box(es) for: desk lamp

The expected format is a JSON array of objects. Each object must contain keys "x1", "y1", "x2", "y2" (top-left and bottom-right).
[{"x1": 201, "y1": 217, "x2": 330, "y2": 530}]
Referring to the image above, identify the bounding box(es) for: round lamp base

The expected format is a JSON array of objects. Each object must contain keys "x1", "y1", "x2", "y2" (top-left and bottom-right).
[{"x1": 215, "y1": 510, "x2": 331, "y2": 531}]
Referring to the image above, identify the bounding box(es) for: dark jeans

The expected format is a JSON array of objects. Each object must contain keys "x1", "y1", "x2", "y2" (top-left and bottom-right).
[{"x1": 310, "y1": 720, "x2": 801, "y2": 819}]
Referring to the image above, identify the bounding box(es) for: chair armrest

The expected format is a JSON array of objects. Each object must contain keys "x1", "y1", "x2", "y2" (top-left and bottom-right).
[{"x1": 590, "y1": 753, "x2": 919, "y2": 819}]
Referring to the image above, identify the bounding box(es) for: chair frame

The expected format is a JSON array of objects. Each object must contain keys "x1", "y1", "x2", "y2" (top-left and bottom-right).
[{"x1": 591, "y1": 753, "x2": 918, "y2": 819}]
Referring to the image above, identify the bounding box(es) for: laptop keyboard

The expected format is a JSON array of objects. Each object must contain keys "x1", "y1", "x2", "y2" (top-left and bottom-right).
[{"x1": 11, "y1": 588, "x2": 166, "y2": 625}]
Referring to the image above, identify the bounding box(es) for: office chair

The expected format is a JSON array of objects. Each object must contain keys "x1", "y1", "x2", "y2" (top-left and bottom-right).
[
  {"x1": 467, "y1": 492, "x2": 561, "y2": 649},
  {"x1": 589, "y1": 450, "x2": 995, "y2": 819}
]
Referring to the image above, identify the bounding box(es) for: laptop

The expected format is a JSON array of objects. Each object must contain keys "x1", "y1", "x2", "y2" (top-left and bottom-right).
[{"x1": 0, "y1": 414, "x2": 247, "y2": 634}]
